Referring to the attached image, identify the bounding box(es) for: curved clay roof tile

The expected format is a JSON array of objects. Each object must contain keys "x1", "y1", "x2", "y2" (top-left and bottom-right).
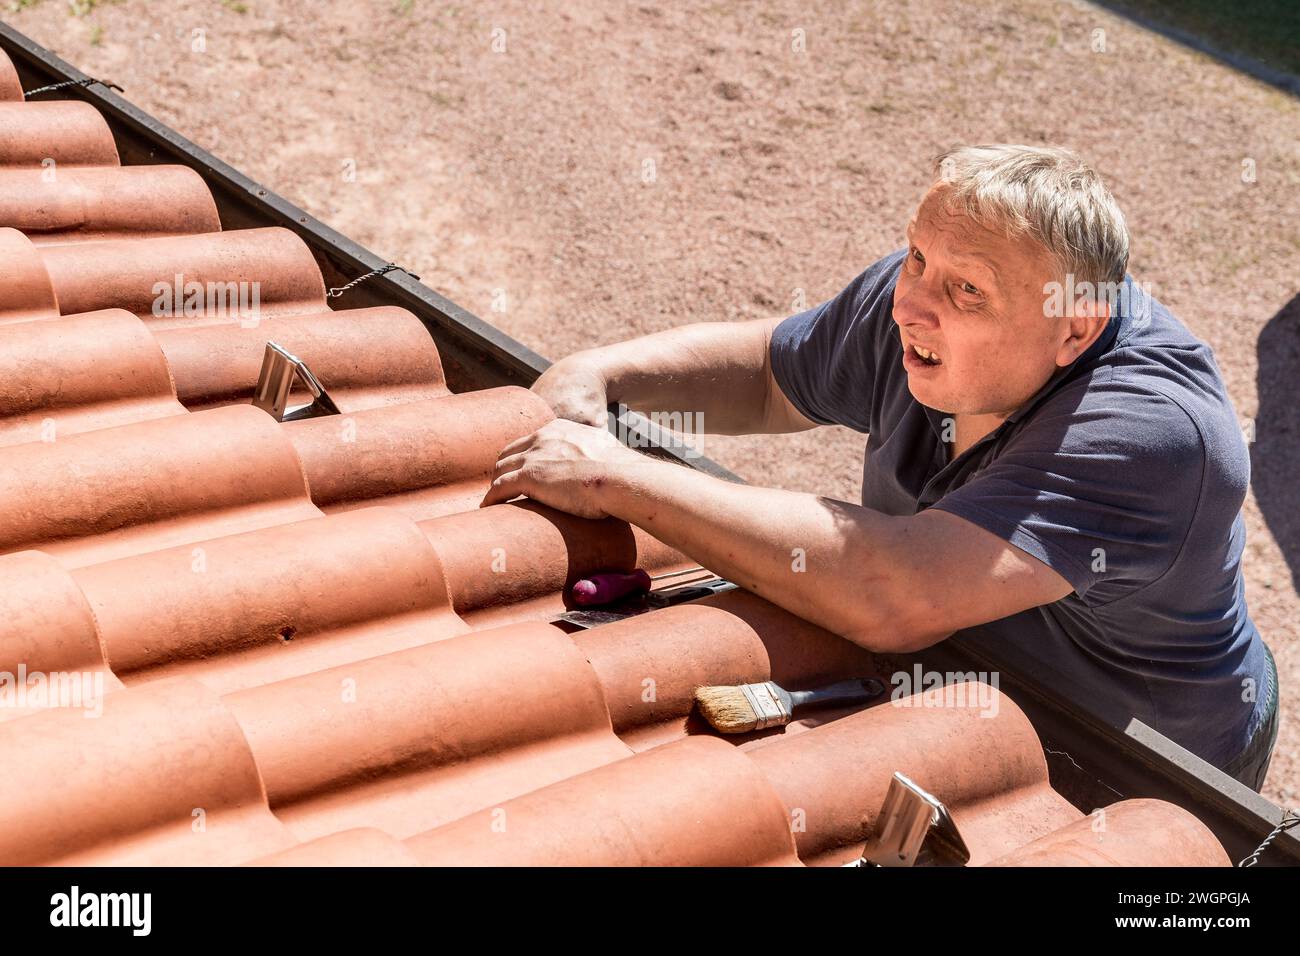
[
  {"x1": 224, "y1": 621, "x2": 629, "y2": 840},
  {"x1": 0, "y1": 165, "x2": 220, "y2": 242},
  {"x1": 985, "y1": 798, "x2": 1233, "y2": 867},
  {"x1": 246, "y1": 828, "x2": 421, "y2": 867},
  {"x1": 70, "y1": 507, "x2": 467, "y2": 694},
  {"x1": 154, "y1": 306, "x2": 448, "y2": 411},
  {"x1": 0, "y1": 226, "x2": 58, "y2": 322},
  {"x1": 747, "y1": 681, "x2": 1082, "y2": 865},
  {"x1": 0, "y1": 679, "x2": 294, "y2": 866},
  {"x1": 404, "y1": 735, "x2": 802, "y2": 867},
  {"x1": 37, "y1": 227, "x2": 326, "y2": 323},
  {"x1": 574, "y1": 587, "x2": 882, "y2": 744},
  {"x1": 0, "y1": 550, "x2": 122, "y2": 723},
  {"x1": 0, "y1": 307, "x2": 185, "y2": 446},
  {"x1": 419, "y1": 500, "x2": 693, "y2": 625},
  {"x1": 0, "y1": 50, "x2": 21, "y2": 102},
  {"x1": 0, "y1": 404, "x2": 320, "y2": 567},
  {"x1": 0, "y1": 101, "x2": 119, "y2": 167},
  {"x1": 286, "y1": 387, "x2": 553, "y2": 520}
]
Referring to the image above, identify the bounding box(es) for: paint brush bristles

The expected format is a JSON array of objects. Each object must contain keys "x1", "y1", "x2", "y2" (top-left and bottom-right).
[{"x1": 694, "y1": 684, "x2": 772, "y2": 733}]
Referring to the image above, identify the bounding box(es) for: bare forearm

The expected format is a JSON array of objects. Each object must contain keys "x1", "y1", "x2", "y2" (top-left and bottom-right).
[
  {"x1": 594, "y1": 454, "x2": 915, "y2": 648},
  {"x1": 566, "y1": 319, "x2": 780, "y2": 434},
  {"x1": 484, "y1": 420, "x2": 1070, "y2": 647}
]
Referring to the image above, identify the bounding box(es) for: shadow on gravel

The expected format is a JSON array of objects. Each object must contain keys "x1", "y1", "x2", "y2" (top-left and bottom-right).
[{"x1": 1252, "y1": 292, "x2": 1300, "y2": 591}]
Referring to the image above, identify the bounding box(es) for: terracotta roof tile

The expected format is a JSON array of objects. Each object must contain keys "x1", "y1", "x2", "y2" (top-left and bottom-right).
[
  {"x1": 248, "y1": 828, "x2": 421, "y2": 867},
  {"x1": 986, "y1": 799, "x2": 1232, "y2": 867},
  {"x1": 0, "y1": 101, "x2": 119, "y2": 167},
  {"x1": 0, "y1": 165, "x2": 221, "y2": 242},
  {"x1": 0, "y1": 550, "x2": 123, "y2": 721},
  {"x1": 0, "y1": 227, "x2": 59, "y2": 321},
  {"x1": 72, "y1": 508, "x2": 468, "y2": 693},
  {"x1": 285, "y1": 389, "x2": 554, "y2": 518},
  {"x1": 404, "y1": 735, "x2": 803, "y2": 866},
  {"x1": 574, "y1": 590, "x2": 881, "y2": 746},
  {"x1": 0, "y1": 308, "x2": 185, "y2": 446},
  {"x1": 0, "y1": 52, "x2": 20, "y2": 102},
  {"x1": 0, "y1": 405, "x2": 321, "y2": 567},
  {"x1": 745, "y1": 683, "x2": 1080, "y2": 866},
  {"x1": 418, "y1": 502, "x2": 693, "y2": 627},
  {"x1": 0, "y1": 679, "x2": 296, "y2": 866},
  {"x1": 0, "y1": 303, "x2": 458, "y2": 443},
  {"x1": 224, "y1": 622, "x2": 630, "y2": 840},
  {"x1": 33, "y1": 227, "x2": 327, "y2": 324},
  {"x1": 155, "y1": 306, "x2": 451, "y2": 411},
  {"x1": 0, "y1": 47, "x2": 1233, "y2": 868}
]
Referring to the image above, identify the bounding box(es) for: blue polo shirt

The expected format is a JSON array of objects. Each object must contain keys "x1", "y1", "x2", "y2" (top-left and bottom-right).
[{"x1": 770, "y1": 249, "x2": 1268, "y2": 769}]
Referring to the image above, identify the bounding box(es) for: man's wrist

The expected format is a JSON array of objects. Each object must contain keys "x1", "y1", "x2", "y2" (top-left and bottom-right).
[{"x1": 592, "y1": 453, "x2": 659, "y2": 521}]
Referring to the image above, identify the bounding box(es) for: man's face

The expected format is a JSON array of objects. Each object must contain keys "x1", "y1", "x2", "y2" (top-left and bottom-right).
[{"x1": 892, "y1": 186, "x2": 1074, "y2": 418}]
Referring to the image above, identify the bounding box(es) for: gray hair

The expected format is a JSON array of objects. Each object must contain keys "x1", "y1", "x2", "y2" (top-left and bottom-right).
[{"x1": 932, "y1": 144, "x2": 1130, "y2": 290}]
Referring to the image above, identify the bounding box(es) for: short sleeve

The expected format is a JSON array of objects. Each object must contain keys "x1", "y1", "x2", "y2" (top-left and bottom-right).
[
  {"x1": 769, "y1": 250, "x2": 905, "y2": 432},
  {"x1": 930, "y1": 377, "x2": 1208, "y2": 604}
]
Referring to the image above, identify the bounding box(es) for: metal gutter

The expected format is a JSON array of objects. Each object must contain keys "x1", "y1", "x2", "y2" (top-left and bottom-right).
[{"x1": 1, "y1": 19, "x2": 1292, "y2": 866}]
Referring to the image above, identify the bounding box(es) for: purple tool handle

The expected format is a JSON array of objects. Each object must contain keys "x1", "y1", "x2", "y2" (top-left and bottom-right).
[{"x1": 571, "y1": 568, "x2": 653, "y2": 606}]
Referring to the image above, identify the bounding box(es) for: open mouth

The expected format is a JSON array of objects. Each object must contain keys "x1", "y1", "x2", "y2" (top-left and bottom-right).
[{"x1": 910, "y1": 343, "x2": 942, "y2": 366}]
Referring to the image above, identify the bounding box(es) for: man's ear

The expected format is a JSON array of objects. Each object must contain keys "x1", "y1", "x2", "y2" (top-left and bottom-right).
[{"x1": 1056, "y1": 293, "x2": 1111, "y2": 367}]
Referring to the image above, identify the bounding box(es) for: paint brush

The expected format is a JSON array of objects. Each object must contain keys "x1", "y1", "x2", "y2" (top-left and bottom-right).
[{"x1": 694, "y1": 678, "x2": 886, "y2": 733}]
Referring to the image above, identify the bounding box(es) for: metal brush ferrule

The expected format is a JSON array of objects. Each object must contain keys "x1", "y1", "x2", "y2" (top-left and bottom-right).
[{"x1": 739, "y1": 681, "x2": 791, "y2": 730}]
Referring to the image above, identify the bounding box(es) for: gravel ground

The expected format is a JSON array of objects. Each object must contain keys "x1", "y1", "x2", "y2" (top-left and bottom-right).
[{"x1": 7, "y1": 0, "x2": 1297, "y2": 807}]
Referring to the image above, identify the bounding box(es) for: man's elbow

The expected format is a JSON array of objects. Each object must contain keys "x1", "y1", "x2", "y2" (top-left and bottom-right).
[
  {"x1": 839, "y1": 596, "x2": 954, "y2": 654},
  {"x1": 811, "y1": 516, "x2": 957, "y2": 653}
]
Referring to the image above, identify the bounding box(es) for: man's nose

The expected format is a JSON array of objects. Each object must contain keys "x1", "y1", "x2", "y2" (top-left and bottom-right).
[{"x1": 893, "y1": 280, "x2": 941, "y2": 331}]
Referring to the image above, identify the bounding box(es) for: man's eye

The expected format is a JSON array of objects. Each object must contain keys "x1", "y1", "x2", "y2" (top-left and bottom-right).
[
  {"x1": 960, "y1": 281, "x2": 981, "y2": 295},
  {"x1": 910, "y1": 248, "x2": 924, "y2": 264}
]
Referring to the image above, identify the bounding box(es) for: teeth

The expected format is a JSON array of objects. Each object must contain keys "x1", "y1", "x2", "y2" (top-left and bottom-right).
[{"x1": 913, "y1": 344, "x2": 939, "y2": 364}]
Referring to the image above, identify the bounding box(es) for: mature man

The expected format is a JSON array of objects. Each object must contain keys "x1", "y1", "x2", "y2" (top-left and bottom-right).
[{"x1": 482, "y1": 145, "x2": 1278, "y2": 791}]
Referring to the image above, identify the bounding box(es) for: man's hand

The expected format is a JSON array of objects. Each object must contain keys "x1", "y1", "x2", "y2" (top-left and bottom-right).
[
  {"x1": 479, "y1": 418, "x2": 644, "y2": 519},
  {"x1": 530, "y1": 357, "x2": 609, "y2": 427}
]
